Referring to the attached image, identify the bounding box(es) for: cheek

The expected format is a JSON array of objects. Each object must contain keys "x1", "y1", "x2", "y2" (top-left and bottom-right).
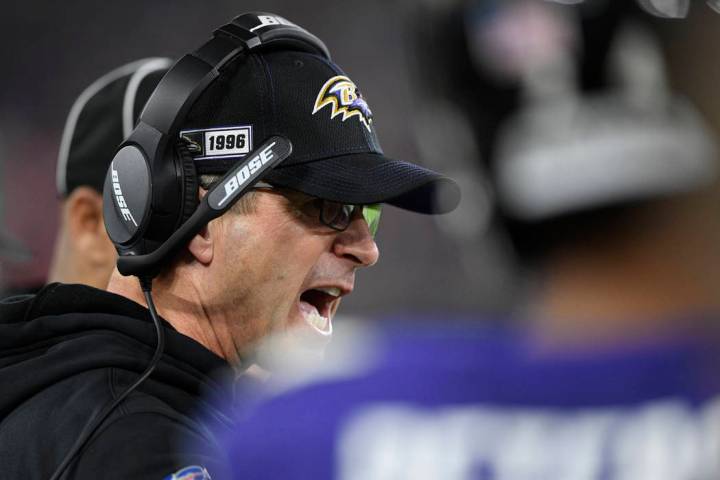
[
  {"x1": 218, "y1": 221, "x2": 300, "y2": 299},
  {"x1": 216, "y1": 209, "x2": 333, "y2": 313},
  {"x1": 259, "y1": 218, "x2": 330, "y2": 279},
  {"x1": 265, "y1": 242, "x2": 326, "y2": 300},
  {"x1": 282, "y1": 240, "x2": 332, "y2": 283}
]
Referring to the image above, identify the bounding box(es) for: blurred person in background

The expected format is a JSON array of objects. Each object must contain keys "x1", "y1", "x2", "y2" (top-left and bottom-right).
[
  {"x1": 213, "y1": 2, "x2": 720, "y2": 479},
  {"x1": 469, "y1": 0, "x2": 720, "y2": 343},
  {"x1": 0, "y1": 229, "x2": 31, "y2": 292},
  {"x1": 47, "y1": 57, "x2": 172, "y2": 290}
]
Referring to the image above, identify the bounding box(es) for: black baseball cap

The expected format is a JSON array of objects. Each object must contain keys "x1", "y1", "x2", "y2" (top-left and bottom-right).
[
  {"x1": 180, "y1": 49, "x2": 460, "y2": 214},
  {"x1": 57, "y1": 58, "x2": 173, "y2": 197}
]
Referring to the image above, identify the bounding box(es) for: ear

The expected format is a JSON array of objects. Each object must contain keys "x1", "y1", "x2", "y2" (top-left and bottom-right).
[
  {"x1": 66, "y1": 186, "x2": 105, "y2": 242},
  {"x1": 66, "y1": 186, "x2": 115, "y2": 265},
  {"x1": 187, "y1": 187, "x2": 214, "y2": 265},
  {"x1": 187, "y1": 224, "x2": 213, "y2": 265}
]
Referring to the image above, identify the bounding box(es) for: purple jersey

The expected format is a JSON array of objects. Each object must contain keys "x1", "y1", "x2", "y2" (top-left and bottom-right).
[{"x1": 218, "y1": 320, "x2": 720, "y2": 479}]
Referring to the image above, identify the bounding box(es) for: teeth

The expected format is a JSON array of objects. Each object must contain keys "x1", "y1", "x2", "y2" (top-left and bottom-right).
[
  {"x1": 317, "y1": 287, "x2": 341, "y2": 297},
  {"x1": 306, "y1": 311, "x2": 329, "y2": 332}
]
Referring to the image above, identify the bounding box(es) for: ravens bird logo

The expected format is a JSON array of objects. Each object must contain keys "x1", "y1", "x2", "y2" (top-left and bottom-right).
[{"x1": 312, "y1": 75, "x2": 373, "y2": 132}]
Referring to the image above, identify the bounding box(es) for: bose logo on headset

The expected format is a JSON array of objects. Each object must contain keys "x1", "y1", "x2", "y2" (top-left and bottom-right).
[
  {"x1": 111, "y1": 162, "x2": 138, "y2": 226},
  {"x1": 250, "y1": 15, "x2": 295, "y2": 32},
  {"x1": 216, "y1": 141, "x2": 277, "y2": 207}
]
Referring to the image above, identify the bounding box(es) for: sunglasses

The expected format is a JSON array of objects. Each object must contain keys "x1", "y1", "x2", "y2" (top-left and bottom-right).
[{"x1": 253, "y1": 182, "x2": 381, "y2": 237}]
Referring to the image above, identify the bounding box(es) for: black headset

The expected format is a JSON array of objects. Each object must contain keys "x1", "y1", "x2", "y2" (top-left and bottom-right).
[
  {"x1": 50, "y1": 13, "x2": 330, "y2": 480},
  {"x1": 103, "y1": 12, "x2": 331, "y2": 279}
]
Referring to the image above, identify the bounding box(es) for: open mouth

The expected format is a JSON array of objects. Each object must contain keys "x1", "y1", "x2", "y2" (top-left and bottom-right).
[{"x1": 298, "y1": 287, "x2": 341, "y2": 334}]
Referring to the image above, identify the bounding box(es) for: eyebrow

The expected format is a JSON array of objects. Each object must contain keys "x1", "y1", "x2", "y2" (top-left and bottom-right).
[
  {"x1": 258, "y1": 184, "x2": 315, "y2": 204},
  {"x1": 256, "y1": 187, "x2": 318, "y2": 218}
]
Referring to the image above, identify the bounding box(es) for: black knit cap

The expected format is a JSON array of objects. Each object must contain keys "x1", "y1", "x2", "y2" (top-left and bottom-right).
[
  {"x1": 180, "y1": 49, "x2": 460, "y2": 214},
  {"x1": 57, "y1": 58, "x2": 173, "y2": 197}
]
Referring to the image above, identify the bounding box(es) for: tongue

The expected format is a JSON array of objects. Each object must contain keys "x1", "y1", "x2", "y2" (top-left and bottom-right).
[{"x1": 298, "y1": 299, "x2": 320, "y2": 317}]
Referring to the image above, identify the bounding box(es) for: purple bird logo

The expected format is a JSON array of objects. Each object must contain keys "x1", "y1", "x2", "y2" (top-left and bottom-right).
[{"x1": 312, "y1": 75, "x2": 373, "y2": 132}]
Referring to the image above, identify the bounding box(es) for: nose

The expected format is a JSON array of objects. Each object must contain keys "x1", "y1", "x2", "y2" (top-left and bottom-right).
[{"x1": 332, "y1": 213, "x2": 380, "y2": 267}]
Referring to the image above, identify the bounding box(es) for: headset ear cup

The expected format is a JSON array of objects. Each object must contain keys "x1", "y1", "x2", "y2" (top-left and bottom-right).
[{"x1": 176, "y1": 142, "x2": 199, "y2": 225}]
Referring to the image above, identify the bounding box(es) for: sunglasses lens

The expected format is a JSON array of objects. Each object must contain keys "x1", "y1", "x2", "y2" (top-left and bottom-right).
[
  {"x1": 362, "y1": 204, "x2": 382, "y2": 237},
  {"x1": 321, "y1": 201, "x2": 353, "y2": 230},
  {"x1": 320, "y1": 200, "x2": 381, "y2": 236}
]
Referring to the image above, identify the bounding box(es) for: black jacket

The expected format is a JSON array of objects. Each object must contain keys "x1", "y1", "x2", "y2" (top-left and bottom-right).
[{"x1": 0, "y1": 283, "x2": 234, "y2": 479}]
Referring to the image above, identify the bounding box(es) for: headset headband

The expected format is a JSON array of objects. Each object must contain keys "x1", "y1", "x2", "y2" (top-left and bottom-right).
[{"x1": 139, "y1": 14, "x2": 329, "y2": 138}]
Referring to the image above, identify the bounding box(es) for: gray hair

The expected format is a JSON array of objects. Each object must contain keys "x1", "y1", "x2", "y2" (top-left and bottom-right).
[{"x1": 198, "y1": 174, "x2": 258, "y2": 215}]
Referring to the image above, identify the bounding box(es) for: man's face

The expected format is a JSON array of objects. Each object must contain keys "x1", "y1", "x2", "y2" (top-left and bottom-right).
[{"x1": 205, "y1": 188, "x2": 379, "y2": 363}]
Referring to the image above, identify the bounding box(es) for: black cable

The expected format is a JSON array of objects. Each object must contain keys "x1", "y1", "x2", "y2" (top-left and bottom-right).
[{"x1": 49, "y1": 277, "x2": 165, "y2": 480}]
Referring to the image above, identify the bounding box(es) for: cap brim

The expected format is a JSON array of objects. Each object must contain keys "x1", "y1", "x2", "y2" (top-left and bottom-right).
[{"x1": 264, "y1": 153, "x2": 460, "y2": 214}]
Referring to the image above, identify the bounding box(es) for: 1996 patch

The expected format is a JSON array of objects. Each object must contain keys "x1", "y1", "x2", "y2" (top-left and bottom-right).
[{"x1": 180, "y1": 125, "x2": 253, "y2": 161}]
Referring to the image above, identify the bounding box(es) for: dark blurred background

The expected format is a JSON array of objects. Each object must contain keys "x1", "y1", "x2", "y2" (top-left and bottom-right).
[{"x1": 1, "y1": 0, "x2": 719, "y2": 319}]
